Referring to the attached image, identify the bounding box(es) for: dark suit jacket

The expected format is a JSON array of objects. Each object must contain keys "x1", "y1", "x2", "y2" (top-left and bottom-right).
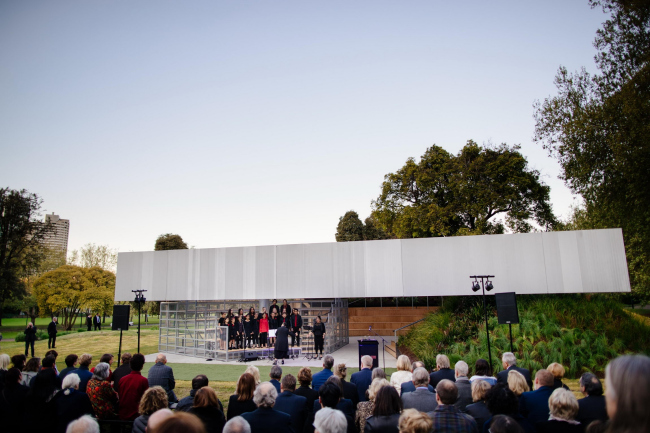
[
  {"x1": 274, "y1": 391, "x2": 307, "y2": 433},
  {"x1": 536, "y1": 420, "x2": 585, "y2": 433},
  {"x1": 429, "y1": 368, "x2": 456, "y2": 388},
  {"x1": 454, "y1": 377, "x2": 473, "y2": 411},
  {"x1": 342, "y1": 380, "x2": 359, "y2": 409},
  {"x1": 400, "y1": 381, "x2": 434, "y2": 394},
  {"x1": 304, "y1": 409, "x2": 355, "y2": 433},
  {"x1": 365, "y1": 414, "x2": 400, "y2": 433},
  {"x1": 311, "y1": 368, "x2": 333, "y2": 390},
  {"x1": 313, "y1": 398, "x2": 355, "y2": 418},
  {"x1": 465, "y1": 401, "x2": 491, "y2": 431},
  {"x1": 496, "y1": 366, "x2": 533, "y2": 390},
  {"x1": 401, "y1": 388, "x2": 437, "y2": 412},
  {"x1": 112, "y1": 363, "x2": 132, "y2": 393},
  {"x1": 271, "y1": 379, "x2": 282, "y2": 394},
  {"x1": 227, "y1": 395, "x2": 257, "y2": 420},
  {"x1": 519, "y1": 386, "x2": 554, "y2": 424},
  {"x1": 241, "y1": 406, "x2": 294, "y2": 433},
  {"x1": 295, "y1": 385, "x2": 319, "y2": 413},
  {"x1": 147, "y1": 362, "x2": 176, "y2": 400},
  {"x1": 350, "y1": 368, "x2": 373, "y2": 402},
  {"x1": 576, "y1": 395, "x2": 607, "y2": 426}
]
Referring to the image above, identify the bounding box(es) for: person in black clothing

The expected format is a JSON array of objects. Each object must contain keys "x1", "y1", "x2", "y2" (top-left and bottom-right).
[
  {"x1": 244, "y1": 314, "x2": 254, "y2": 349},
  {"x1": 366, "y1": 386, "x2": 403, "y2": 433},
  {"x1": 274, "y1": 323, "x2": 295, "y2": 364},
  {"x1": 227, "y1": 372, "x2": 258, "y2": 419},
  {"x1": 228, "y1": 317, "x2": 237, "y2": 349},
  {"x1": 48, "y1": 317, "x2": 58, "y2": 349},
  {"x1": 112, "y1": 353, "x2": 132, "y2": 393},
  {"x1": 576, "y1": 373, "x2": 607, "y2": 426},
  {"x1": 236, "y1": 316, "x2": 245, "y2": 349},
  {"x1": 86, "y1": 314, "x2": 92, "y2": 331},
  {"x1": 334, "y1": 363, "x2": 360, "y2": 409},
  {"x1": 269, "y1": 311, "x2": 279, "y2": 346},
  {"x1": 227, "y1": 308, "x2": 234, "y2": 320},
  {"x1": 280, "y1": 299, "x2": 290, "y2": 316},
  {"x1": 290, "y1": 308, "x2": 302, "y2": 347},
  {"x1": 93, "y1": 313, "x2": 101, "y2": 331},
  {"x1": 56, "y1": 372, "x2": 94, "y2": 433},
  {"x1": 295, "y1": 367, "x2": 320, "y2": 414},
  {"x1": 311, "y1": 316, "x2": 326, "y2": 359},
  {"x1": 24, "y1": 322, "x2": 37, "y2": 358},
  {"x1": 188, "y1": 387, "x2": 226, "y2": 433},
  {"x1": 269, "y1": 299, "x2": 280, "y2": 318},
  {"x1": 218, "y1": 312, "x2": 227, "y2": 327},
  {"x1": 25, "y1": 367, "x2": 61, "y2": 431},
  {"x1": 249, "y1": 307, "x2": 258, "y2": 347},
  {"x1": 306, "y1": 381, "x2": 356, "y2": 433},
  {"x1": 0, "y1": 368, "x2": 30, "y2": 433},
  {"x1": 11, "y1": 354, "x2": 26, "y2": 371}
]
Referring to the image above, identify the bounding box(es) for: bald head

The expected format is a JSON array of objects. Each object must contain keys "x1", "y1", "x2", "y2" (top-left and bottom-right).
[
  {"x1": 148, "y1": 408, "x2": 173, "y2": 431},
  {"x1": 156, "y1": 354, "x2": 167, "y2": 364}
]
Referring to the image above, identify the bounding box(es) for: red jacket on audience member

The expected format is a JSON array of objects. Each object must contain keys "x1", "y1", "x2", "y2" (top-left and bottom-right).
[{"x1": 118, "y1": 371, "x2": 149, "y2": 420}]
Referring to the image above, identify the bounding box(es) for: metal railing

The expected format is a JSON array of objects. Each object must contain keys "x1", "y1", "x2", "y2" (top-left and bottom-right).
[{"x1": 392, "y1": 317, "x2": 427, "y2": 357}]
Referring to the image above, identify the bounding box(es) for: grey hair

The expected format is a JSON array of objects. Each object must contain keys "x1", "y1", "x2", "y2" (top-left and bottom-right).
[
  {"x1": 455, "y1": 360, "x2": 469, "y2": 377},
  {"x1": 314, "y1": 407, "x2": 347, "y2": 433},
  {"x1": 502, "y1": 352, "x2": 517, "y2": 366},
  {"x1": 91, "y1": 362, "x2": 110, "y2": 381},
  {"x1": 224, "y1": 416, "x2": 252, "y2": 433},
  {"x1": 66, "y1": 415, "x2": 99, "y2": 433},
  {"x1": 412, "y1": 367, "x2": 429, "y2": 387},
  {"x1": 270, "y1": 365, "x2": 282, "y2": 379},
  {"x1": 361, "y1": 355, "x2": 373, "y2": 368},
  {"x1": 253, "y1": 382, "x2": 278, "y2": 408},
  {"x1": 323, "y1": 355, "x2": 334, "y2": 370},
  {"x1": 62, "y1": 373, "x2": 81, "y2": 390},
  {"x1": 0, "y1": 354, "x2": 10, "y2": 370},
  {"x1": 412, "y1": 361, "x2": 425, "y2": 369},
  {"x1": 436, "y1": 354, "x2": 450, "y2": 369}
]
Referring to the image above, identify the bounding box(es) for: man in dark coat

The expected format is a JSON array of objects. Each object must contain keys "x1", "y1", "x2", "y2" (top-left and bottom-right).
[
  {"x1": 401, "y1": 361, "x2": 434, "y2": 394},
  {"x1": 24, "y1": 322, "x2": 37, "y2": 358},
  {"x1": 350, "y1": 355, "x2": 374, "y2": 402},
  {"x1": 93, "y1": 314, "x2": 101, "y2": 331},
  {"x1": 290, "y1": 308, "x2": 302, "y2": 347},
  {"x1": 86, "y1": 314, "x2": 92, "y2": 331},
  {"x1": 48, "y1": 317, "x2": 58, "y2": 349},
  {"x1": 429, "y1": 354, "x2": 456, "y2": 388},
  {"x1": 576, "y1": 373, "x2": 608, "y2": 426},
  {"x1": 112, "y1": 353, "x2": 132, "y2": 393},
  {"x1": 241, "y1": 382, "x2": 294, "y2": 433},
  {"x1": 519, "y1": 369, "x2": 555, "y2": 425},
  {"x1": 0, "y1": 368, "x2": 30, "y2": 433},
  {"x1": 147, "y1": 353, "x2": 177, "y2": 402},
  {"x1": 274, "y1": 323, "x2": 294, "y2": 364},
  {"x1": 496, "y1": 352, "x2": 533, "y2": 390},
  {"x1": 274, "y1": 374, "x2": 308, "y2": 433},
  {"x1": 453, "y1": 361, "x2": 473, "y2": 412}
]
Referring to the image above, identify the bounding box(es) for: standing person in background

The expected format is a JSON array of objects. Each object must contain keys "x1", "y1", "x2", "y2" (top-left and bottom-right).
[
  {"x1": 236, "y1": 315, "x2": 245, "y2": 349},
  {"x1": 228, "y1": 316, "x2": 237, "y2": 349},
  {"x1": 311, "y1": 316, "x2": 326, "y2": 359},
  {"x1": 244, "y1": 314, "x2": 254, "y2": 349},
  {"x1": 269, "y1": 311, "x2": 279, "y2": 347},
  {"x1": 249, "y1": 307, "x2": 259, "y2": 348},
  {"x1": 47, "y1": 317, "x2": 58, "y2": 349},
  {"x1": 93, "y1": 313, "x2": 101, "y2": 331},
  {"x1": 218, "y1": 312, "x2": 227, "y2": 327},
  {"x1": 259, "y1": 312, "x2": 269, "y2": 348},
  {"x1": 269, "y1": 299, "x2": 280, "y2": 318},
  {"x1": 280, "y1": 299, "x2": 290, "y2": 316},
  {"x1": 290, "y1": 308, "x2": 302, "y2": 348},
  {"x1": 86, "y1": 314, "x2": 92, "y2": 331},
  {"x1": 24, "y1": 322, "x2": 37, "y2": 358},
  {"x1": 274, "y1": 323, "x2": 294, "y2": 365}
]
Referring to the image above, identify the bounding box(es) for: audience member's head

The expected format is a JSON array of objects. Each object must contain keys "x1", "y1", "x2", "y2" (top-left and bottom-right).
[
  {"x1": 130, "y1": 353, "x2": 145, "y2": 372},
  {"x1": 223, "y1": 416, "x2": 251, "y2": 433},
  {"x1": 579, "y1": 373, "x2": 603, "y2": 397},
  {"x1": 314, "y1": 407, "x2": 347, "y2": 433},
  {"x1": 507, "y1": 370, "x2": 529, "y2": 397},
  {"x1": 474, "y1": 358, "x2": 491, "y2": 376},
  {"x1": 396, "y1": 355, "x2": 411, "y2": 372},
  {"x1": 45, "y1": 349, "x2": 58, "y2": 360},
  {"x1": 270, "y1": 365, "x2": 282, "y2": 380},
  {"x1": 325, "y1": 375, "x2": 344, "y2": 394},
  {"x1": 120, "y1": 352, "x2": 132, "y2": 366},
  {"x1": 24, "y1": 357, "x2": 41, "y2": 372},
  {"x1": 64, "y1": 354, "x2": 78, "y2": 368},
  {"x1": 42, "y1": 355, "x2": 56, "y2": 369},
  {"x1": 66, "y1": 415, "x2": 100, "y2": 433},
  {"x1": 237, "y1": 373, "x2": 256, "y2": 401},
  {"x1": 147, "y1": 409, "x2": 174, "y2": 432},
  {"x1": 488, "y1": 415, "x2": 525, "y2": 433},
  {"x1": 91, "y1": 362, "x2": 110, "y2": 381},
  {"x1": 399, "y1": 408, "x2": 433, "y2": 433},
  {"x1": 281, "y1": 374, "x2": 297, "y2": 392},
  {"x1": 361, "y1": 355, "x2": 373, "y2": 369},
  {"x1": 319, "y1": 382, "x2": 342, "y2": 409},
  {"x1": 323, "y1": 355, "x2": 334, "y2": 370},
  {"x1": 436, "y1": 379, "x2": 458, "y2": 405},
  {"x1": 137, "y1": 386, "x2": 168, "y2": 416},
  {"x1": 334, "y1": 364, "x2": 348, "y2": 380},
  {"x1": 79, "y1": 353, "x2": 92, "y2": 367},
  {"x1": 412, "y1": 367, "x2": 429, "y2": 388},
  {"x1": 150, "y1": 411, "x2": 206, "y2": 433},
  {"x1": 5, "y1": 368, "x2": 22, "y2": 387},
  {"x1": 155, "y1": 354, "x2": 167, "y2": 364},
  {"x1": 30, "y1": 368, "x2": 61, "y2": 402},
  {"x1": 372, "y1": 368, "x2": 387, "y2": 381},
  {"x1": 99, "y1": 353, "x2": 114, "y2": 365},
  {"x1": 455, "y1": 360, "x2": 469, "y2": 378},
  {"x1": 411, "y1": 361, "x2": 425, "y2": 370},
  {"x1": 62, "y1": 373, "x2": 81, "y2": 390},
  {"x1": 373, "y1": 385, "x2": 402, "y2": 416},
  {"x1": 436, "y1": 354, "x2": 451, "y2": 370},
  {"x1": 298, "y1": 367, "x2": 313, "y2": 387},
  {"x1": 471, "y1": 379, "x2": 492, "y2": 402},
  {"x1": 605, "y1": 354, "x2": 650, "y2": 433},
  {"x1": 547, "y1": 363, "x2": 565, "y2": 381},
  {"x1": 486, "y1": 383, "x2": 519, "y2": 415},
  {"x1": 192, "y1": 374, "x2": 209, "y2": 390},
  {"x1": 11, "y1": 354, "x2": 26, "y2": 371},
  {"x1": 501, "y1": 352, "x2": 517, "y2": 368},
  {"x1": 548, "y1": 388, "x2": 579, "y2": 421},
  {"x1": 368, "y1": 378, "x2": 390, "y2": 402},
  {"x1": 194, "y1": 386, "x2": 220, "y2": 408},
  {"x1": 245, "y1": 366, "x2": 261, "y2": 385},
  {"x1": 534, "y1": 369, "x2": 554, "y2": 389},
  {"x1": 253, "y1": 382, "x2": 278, "y2": 408}
]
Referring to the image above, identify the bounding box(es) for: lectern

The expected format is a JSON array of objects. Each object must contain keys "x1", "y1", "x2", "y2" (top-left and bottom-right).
[{"x1": 357, "y1": 339, "x2": 379, "y2": 370}]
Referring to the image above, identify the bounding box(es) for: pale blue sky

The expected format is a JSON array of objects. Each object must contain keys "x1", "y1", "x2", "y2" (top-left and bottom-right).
[{"x1": 1, "y1": 1, "x2": 605, "y2": 254}]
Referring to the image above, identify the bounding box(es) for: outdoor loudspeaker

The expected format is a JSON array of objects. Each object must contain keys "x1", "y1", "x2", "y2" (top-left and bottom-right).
[
  {"x1": 112, "y1": 305, "x2": 130, "y2": 330},
  {"x1": 495, "y1": 292, "x2": 519, "y2": 325}
]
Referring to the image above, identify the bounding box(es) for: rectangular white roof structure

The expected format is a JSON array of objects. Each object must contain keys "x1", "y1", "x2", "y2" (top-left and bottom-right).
[{"x1": 114, "y1": 229, "x2": 631, "y2": 301}]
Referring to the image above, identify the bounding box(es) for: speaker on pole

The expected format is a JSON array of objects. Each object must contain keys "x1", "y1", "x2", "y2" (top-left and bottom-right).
[
  {"x1": 112, "y1": 305, "x2": 130, "y2": 331},
  {"x1": 495, "y1": 292, "x2": 519, "y2": 324}
]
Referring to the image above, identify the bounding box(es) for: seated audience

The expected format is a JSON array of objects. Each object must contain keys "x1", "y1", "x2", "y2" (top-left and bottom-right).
[
  {"x1": 25, "y1": 366, "x2": 61, "y2": 431},
  {"x1": 118, "y1": 353, "x2": 149, "y2": 420},
  {"x1": 309, "y1": 381, "x2": 356, "y2": 433},
  {"x1": 56, "y1": 373, "x2": 93, "y2": 433},
  {"x1": 312, "y1": 355, "x2": 335, "y2": 390},
  {"x1": 133, "y1": 386, "x2": 169, "y2": 433},
  {"x1": 488, "y1": 415, "x2": 525, "y2": 433},
  {"x1": 0, "y1": 367, "x2": 30, "y2": 433},
  {"x1": 372, "y1": 368, "x2": 387, "y2": 381},
  {"x1": 241, "y1": 382, "x2": 293, "y2": 433},
  {"x1": 576, "y1": 373, "x2": 607, "y2": 426},
  {"x1": 21, "y1": 356, "x2": 40, "y2": 386},
  {"x1": 604, "y1": 354, "x2": 650, "y2": 433},
  {"x1": 245, "y1": 365, "x2": 261, "y2": 386},
  {"x1": 427, "y1": 379, "x2": 477, "y2": 433},
  {"x1": 390, "y1": 355, "x2": 413, "y2": 396},
  {"x1": 36, "y1": 355, "x2": 63, "y2": 388},
  {"x1": 150, "y1": 411, "x2": 207, "y2": 433},
  {"x1": 398, "y1": 408, "x2": 433, "y2": 433},
  {"x1": 112, "y1": 352, "x2": 132, "y2": 393},
  {"x1": 351, "y1": 355, "x2": 375, "y2": 402},
  {"x1": 484, "y1": 383, "x2": 535, "y2": 433},
  {"x1": 179, "y1": 375, "x2": 224, "y2": 413},
  {"x1": 148, "y1": 408, "x2": 174, "y2": 431},
  {"x1": 366, "y1": 385, "x2": 403, "y2": 433},
  {"x1": 65, "y1": 414, "x2": 100, "y2": 433},
  {"x1": 227, "y1": 373, "x2": 258, "y2": 420},
  {"x1": 270, "y1": 365, "x2": 282, "y2": 393},
  {"x1": 86, "y1": 362, "x2": 118, "y2": 419},
  {"x1": 465, "y1": 379, "x2": 492, "y2": 430},
  {"x1": 536, "y1": 388, "x2": 583, "y2": 433},
  {"x1": 76, "y1": 353, "x2": 94, "y2": 393},
  {"x1": 401, "y1": 361, "x2": 434, "y2": 394},
  {"x1": 148, "y1": 353, "x2": 178, "y2": 403},
  {"x1": 59, "y1": 354, "x2": 79, "y2": 382},
  {"x1": 519, "y1": 369, "x2": 555, "y2": 425},
  {"x1": 315, "y1": 376, "x2": 355, "y2": 417},
  {"x1": 496, "y1": 353, "x2": 532, "y2": 391},
  {"x1": 45, "y1": 349, "x2": 60, "y2": 374},
  {"x1": 224, "y1": 416, "x2": 252, "y2": 433},
  {"x1": 547, "y1": 363, "x2": 570, "y2": 391},
  {"x1": 454, "y1": 360, "x2": 473, "y2": 411},
  {"x1": 429, "y1": 354, "x2": 456, "y2": 388},
  {"x1": 356, "y1": 378, "x2": 390, "y2": 433},
  {"x1": 0, "y1": 353, "x2": 10, "y2": 391},
  {"x1": 274, "y1": 374, "x2": 308, "y2": 433},
  {"x1": 295, "y1": 367, "x2": 320, "y2": 413},
  {"x1": 469, "y1": 359, "x2": 497, "y2": 385},
  {"x1": 90, "y1": 353, "x2": 114, "y2": 382},
  {"x1": 507, "y1": 370, "x2": 529, "y2": 404},
  {"x1": 335, "y1": 363, "x2": 360, "y2": 408},
  {"x1": 11, "y1": 354, "x2": 27, "y2": 371},
  {"x1": 401, "y1": 367, "x2": 437, "y2": 412},
  {"x1": 189, "y1": 387, "x2": 226, "y2": 433},
  {"x1": 315, "y1": 407, "x2": 348, "y2": 433}
]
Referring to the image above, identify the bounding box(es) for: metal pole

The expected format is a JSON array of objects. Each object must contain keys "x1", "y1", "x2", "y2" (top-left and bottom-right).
[
  {"x1": 482, "y1": 279, "x2": 493, "y2": 374},
  {"x1": 509, "y1": 323, "x2": 514, "y2": 352},
  {"x1": 137, "y1": 299, "x2": 141, "y2": 354},
  {"x1": 117, "y1": 329, "x2": 123, "y2": 366}
]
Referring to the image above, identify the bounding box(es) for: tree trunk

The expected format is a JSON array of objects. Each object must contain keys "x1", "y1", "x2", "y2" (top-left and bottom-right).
[{"x1": 0, "y1": 303, "x2": 3, "y2": 326}]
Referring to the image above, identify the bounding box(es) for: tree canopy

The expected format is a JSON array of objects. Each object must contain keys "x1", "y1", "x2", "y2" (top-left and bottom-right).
[
  {"x1": 154, "y1": 233, "x2": 189, "y2": 250},
  {"x1": 69, "y1": 243, "x2": 118, "y2": 272},
  {"x1": 335, "y1": 211, "x2": 390, "y2": 242},
  {"x1": 371, "y1": 141, "x2": 557, "y2": 239},
  {"x1": 534, "y1": 0, "x2": 650, "y2": 301}
]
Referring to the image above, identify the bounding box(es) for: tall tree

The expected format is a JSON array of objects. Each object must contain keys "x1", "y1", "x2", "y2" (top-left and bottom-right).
[
  {"x1": 154, "y1": 233, "x2": 189, "y2": 251},
  {"x1": 534, "y1": 0, "x2": 650, "y2": 301},
  {"x1": 0, "y1": 188, "x2": 52, "y2": 325},
  {"x1": 335, "y1": 211, "x2": 391, "y2": 242},
  {"x1": 371, "y1": 141, "x2": 557, "y2": 239},
  {"x1": 69, "y1": 243, "x2": 118, "y2": 272}
]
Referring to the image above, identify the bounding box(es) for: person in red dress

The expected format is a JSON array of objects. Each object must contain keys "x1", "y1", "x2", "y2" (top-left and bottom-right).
[{"x1": 118, "y1": 353, "x2": 149, "y2": 420}]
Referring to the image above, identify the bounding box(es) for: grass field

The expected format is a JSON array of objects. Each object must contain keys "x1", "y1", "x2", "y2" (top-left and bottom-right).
[{"x1": 0, "y1": 315, "x2": 160, "y2": 339}]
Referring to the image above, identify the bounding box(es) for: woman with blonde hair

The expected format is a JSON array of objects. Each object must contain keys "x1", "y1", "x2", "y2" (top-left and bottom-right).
[
  {"x1": 398, "y1": 408, "x2": 432, "y2": 433},
  {"x1": 244, "y1": 365, "x2": 261, "y2": 385},
  {"x1": 465, "y1": 379, "x2": 492, "y2": 429},
  {"x1": 536, "y1": 388, "x2": 582, "y2": 433},
  {"x1": 389, "y1": 355, "x2": 413, "y2": 396},
  {"x1": 189, "y1": 387, "x2": 226, "y2": 433},
  {"x1": 0, "y1": 354, "x2": 11, "y2": 391},
  {"x1": 334, "y1": 363, "x2": 360, "y2": 407},
  {"x1": 507, "y1": 370, "x2": 529, "y2": 403},
  {"x1": 356, "y1": 378, "x2": 390, "y2": 433},
  {"x1": 547, "y1": 363, "x2": 569, "y2": 390},
  {"x1": 133, "y1": 386, "x2": 168, "y2": 433}
]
